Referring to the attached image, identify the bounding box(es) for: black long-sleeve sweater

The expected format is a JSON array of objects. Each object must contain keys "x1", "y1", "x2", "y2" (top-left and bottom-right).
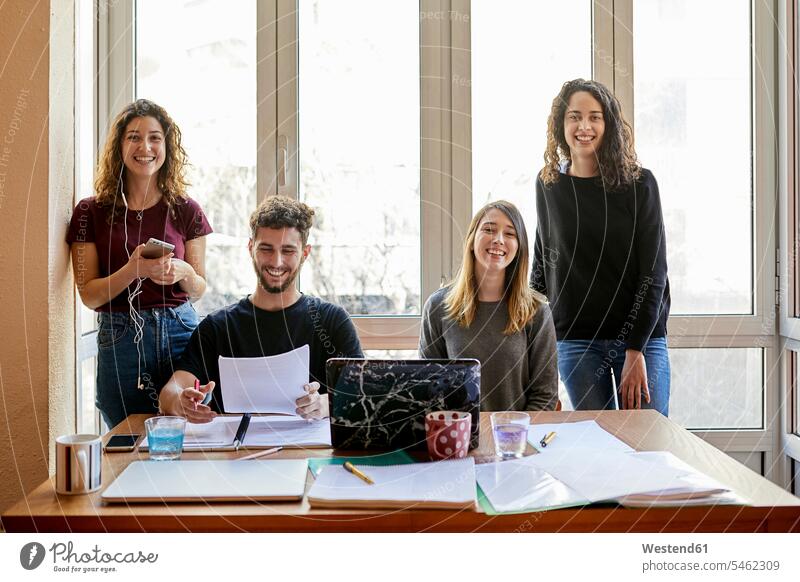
[{"x1": 530, "y1": 168, "x2": 670, "y2": 351}]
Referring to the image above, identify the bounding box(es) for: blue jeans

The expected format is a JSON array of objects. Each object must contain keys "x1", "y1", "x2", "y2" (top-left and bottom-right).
[
  {"x1": 557, "y1": 337, "x2": 670, "y2": 416},
  {"x1": 96, "y1": 302, "x2": 199, "y2": 428}
]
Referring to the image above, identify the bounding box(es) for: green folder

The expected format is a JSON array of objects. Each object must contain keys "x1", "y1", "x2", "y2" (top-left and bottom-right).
[{"x1": 307, "y1": 450, "x2": 416, "y2": 477}]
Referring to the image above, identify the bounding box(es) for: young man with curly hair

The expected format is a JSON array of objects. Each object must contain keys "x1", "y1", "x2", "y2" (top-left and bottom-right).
[{"x1": 159, "y1": 196, "x2": 363, "y2": 421}]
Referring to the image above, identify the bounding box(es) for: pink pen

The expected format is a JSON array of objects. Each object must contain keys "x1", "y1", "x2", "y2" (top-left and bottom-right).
[{"x1": 194, "y1": 378, "x2": 200, "y2": 411}]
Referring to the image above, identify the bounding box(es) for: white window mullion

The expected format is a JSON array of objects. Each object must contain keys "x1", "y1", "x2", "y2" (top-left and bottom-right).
[
  {"x1": 276, "y1": 0, "x2": 298, "y2": 200},
  {"x1": 258, "y1": 0, "x2": 280, "y2": 202}
]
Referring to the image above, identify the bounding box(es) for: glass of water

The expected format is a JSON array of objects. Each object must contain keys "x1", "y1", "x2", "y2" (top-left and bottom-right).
[
  {"x1": 491, "y1": 411, "x2": 530, "y2": 459},
  {"x1": 145, "y1": 416, "x2": 186, "y2": 461}
]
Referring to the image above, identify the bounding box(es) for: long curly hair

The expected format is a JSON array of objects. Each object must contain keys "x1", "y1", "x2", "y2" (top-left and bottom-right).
[
  {"x1": 540, "y1": 79, "x2": 640, "y2": 191},
  {"x1": 445, "y1": 200, "x2": 545, "y2": 335},
  {"x1": 94, "y1": 99, "x2": 190, "y2": 223}
]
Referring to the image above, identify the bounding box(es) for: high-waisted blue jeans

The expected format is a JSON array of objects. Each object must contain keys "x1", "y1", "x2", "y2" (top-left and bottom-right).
[
  {"x1": 96, "y1": 301, "x2": 199, "y2": 428},
  {"x1": 557, "y1": 337, "x2": 670, "y2": 416}
]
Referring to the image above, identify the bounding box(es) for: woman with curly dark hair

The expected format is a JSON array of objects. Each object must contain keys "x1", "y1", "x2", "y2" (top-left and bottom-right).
[
  {"x1": 531, "y1": 79, "x2": 671, "y2": 415},
  {"x1": 66, "y1": 99, "x2": 213, "y2": 428}
]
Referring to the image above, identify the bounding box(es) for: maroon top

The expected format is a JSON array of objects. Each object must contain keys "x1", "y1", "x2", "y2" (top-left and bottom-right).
[{"x1": 66, "y1": 196, "x2": 213, "y2": 312}]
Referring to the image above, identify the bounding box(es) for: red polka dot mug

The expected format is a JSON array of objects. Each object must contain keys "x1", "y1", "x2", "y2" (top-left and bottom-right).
[{"x1": 425, "y1": 411, "x2": 472, "y2": 461}]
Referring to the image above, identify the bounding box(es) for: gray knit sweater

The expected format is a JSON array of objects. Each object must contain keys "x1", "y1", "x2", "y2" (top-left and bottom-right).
[{"x1": 419, "y1": 287, "x2": 559, "y2": 411}]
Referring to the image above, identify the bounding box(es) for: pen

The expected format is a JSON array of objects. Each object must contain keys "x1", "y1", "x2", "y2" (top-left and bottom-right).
[
  {"x1": 540, "y1": 431, "x2": 557, "y2": 448},
  {"x1": 237, "y1": 447, "x2": 282, "y2": 461},
  {"x1": 343, "y1": 461, "x2": 374, "y2": 485},
  {"x1": 193, "y1": 378, "x2": 200, "y2": 411}
]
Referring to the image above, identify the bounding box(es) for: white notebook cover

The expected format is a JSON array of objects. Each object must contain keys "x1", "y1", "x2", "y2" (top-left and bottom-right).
[{"x1": 101, "y1": 459, "x2": 309, "y2": 503}]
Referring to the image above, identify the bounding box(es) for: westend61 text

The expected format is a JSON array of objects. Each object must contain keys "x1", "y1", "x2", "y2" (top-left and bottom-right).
[
  {"x1": 49, "y1": 542, "x2": 159, "y2": 564},
  {"x1": 642, "y1": 543, "x2": 708, "y2": 554}
]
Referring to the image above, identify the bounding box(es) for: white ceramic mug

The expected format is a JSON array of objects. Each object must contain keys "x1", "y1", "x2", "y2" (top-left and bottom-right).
[{"x1": 55, "y1": 434, "x2": 102, "y2": 495}]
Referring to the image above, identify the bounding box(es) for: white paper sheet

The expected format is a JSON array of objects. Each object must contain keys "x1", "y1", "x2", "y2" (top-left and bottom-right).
[
  {"x1": 476, "y1": 457, "x2": 589, "y2": 512},
  {"x1": 522, "y1": 448, "x2": 713, "y2": 502},
  {"x1": 528, "y1": 420, "x2": 635, "y2": 454},
  {"x1": 242, "y1": 415, "x2": 331, "y2": 448},
  {"x1": 218, "y1": 345, "x2": 310, "y2": 414}
]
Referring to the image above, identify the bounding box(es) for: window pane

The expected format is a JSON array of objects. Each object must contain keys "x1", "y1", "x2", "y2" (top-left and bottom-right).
[
  {"x1": 471, "y1": 1, "x2": 592, "y2": 242},
  {"x1": 670, "y1": 348, "x2": 763, "y2": 429},
  {"x1": 298, "y1": 0, "x2": 420, "y2": 315},
  {"x1": 634, "y1": 0, "x2": 751, "y2": 315},
  {"x1": 136, "y1": 0, "x2": 257, "y2": 315}
]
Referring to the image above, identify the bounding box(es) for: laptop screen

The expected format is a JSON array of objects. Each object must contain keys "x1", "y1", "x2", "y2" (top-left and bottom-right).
[{"x1": 326, "y1": 358, "x2": 480, "y2": 451}]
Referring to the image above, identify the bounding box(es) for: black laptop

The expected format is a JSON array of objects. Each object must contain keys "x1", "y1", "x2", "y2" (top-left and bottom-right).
[{"x1": 326, "y1": 358, "x2": 481, "y2": 451}]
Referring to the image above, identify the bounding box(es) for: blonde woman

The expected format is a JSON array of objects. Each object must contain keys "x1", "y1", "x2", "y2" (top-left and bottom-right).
[
  {"x1": 66, "y1": 99, "x2": 212, "y2": 428},
  {"x1": 419, "y1": 201, "x2": 558, "y2": 411}
]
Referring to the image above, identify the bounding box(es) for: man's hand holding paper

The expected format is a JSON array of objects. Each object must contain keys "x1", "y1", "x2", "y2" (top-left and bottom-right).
[{"x1": 295, "y1": 382, "x2": 328, "y2": 419}]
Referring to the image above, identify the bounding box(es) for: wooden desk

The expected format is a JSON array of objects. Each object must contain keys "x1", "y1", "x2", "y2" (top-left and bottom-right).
[{"x1": 3, "y1": 411, "x2": 799, "y2": 532}]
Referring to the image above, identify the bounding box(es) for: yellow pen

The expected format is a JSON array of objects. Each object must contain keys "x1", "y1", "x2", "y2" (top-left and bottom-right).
[
  {"x1": 343, "y1": 461, "x2": 374, "y2": 485},
  {"x1": 540, "y1": 431, "x2": 557, "y2": 448}
]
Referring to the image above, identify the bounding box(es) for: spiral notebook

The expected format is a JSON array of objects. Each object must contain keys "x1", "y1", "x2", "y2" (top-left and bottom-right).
[{"x1": 307, "y1": 457, "x2": 477, "y2": 510}]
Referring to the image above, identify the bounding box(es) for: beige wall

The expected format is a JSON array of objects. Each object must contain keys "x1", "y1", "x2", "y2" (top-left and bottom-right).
[{"x1": 0, "y1": 0, "x2": 74, "y2": 518}]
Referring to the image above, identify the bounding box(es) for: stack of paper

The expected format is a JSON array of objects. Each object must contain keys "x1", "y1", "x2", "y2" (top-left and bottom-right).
[
  {"x1": 476, "y1": 448, "x2": 740, "y2": 514},
  {"x1": 241, "y1": 416, "x2": 331, "y2": 448},
  {"x1": 141, "y1": 415, "x2": 332, "y2": 451},
  {"x1": 307, "y1": 457, "x2": 477, "y2": 510}
]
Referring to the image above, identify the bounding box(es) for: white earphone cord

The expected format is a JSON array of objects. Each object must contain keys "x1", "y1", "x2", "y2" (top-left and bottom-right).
[{"x1": 120, "y1": 171, "x2": 146, "y2": 391}]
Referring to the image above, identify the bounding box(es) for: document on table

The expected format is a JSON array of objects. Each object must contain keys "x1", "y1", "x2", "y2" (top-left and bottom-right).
[
  {"x1": 523, "y1": 448, "x2": 724, "y2": 503},
  {"x1": 241, "y1": 415, "x2": 331, "y2": 448},
  {"x1": 307, "y1": 457, "x2": 477, "y2": 509},
  {"x1": 477, "y1": 450, "x2": 734, "y2": 512},
  {"x1": 218, "y1": 344, "x2": 309, "y2": 414},
  {"x1": 527, "y1": 420, "x2": 635, "y2": 454},
  {"x1": 476, "y1": 457, "x2": 588, "y2": 512}
]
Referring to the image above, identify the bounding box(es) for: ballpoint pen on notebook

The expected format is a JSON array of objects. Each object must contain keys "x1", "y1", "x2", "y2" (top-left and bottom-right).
[
  {"x1": 540, "y1": 431, "x2": 557, "y2": 448},
  {"x1": 343, "y1": 461, "x2": 374, "y2": 485}
]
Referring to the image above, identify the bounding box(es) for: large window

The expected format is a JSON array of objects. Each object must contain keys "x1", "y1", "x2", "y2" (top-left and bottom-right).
[
  {"x1": 136, "y1": 0, "x2": 257, "y2": 315},
  {"x1": 635, "y1": 0, "x2": 752, "y2": 315},
  {"x1": 297, "y1": 0, "x2": 421, "y2": 316},
  {"x1": 471, "y1": 0, "x2": 592, "y2": 244}
]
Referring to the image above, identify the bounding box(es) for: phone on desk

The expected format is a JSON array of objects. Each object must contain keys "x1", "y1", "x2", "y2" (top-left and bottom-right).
[
  {"x1": 104, "y1": 434, "x2": 141, "y2": 453},
  {"x1": 141, "y1": 238, "x2": 175, "y2": 259}
]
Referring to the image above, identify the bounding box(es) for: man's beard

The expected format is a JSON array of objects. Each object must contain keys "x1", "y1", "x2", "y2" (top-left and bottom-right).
[{"x1": 253, "y1": 257, "x2": 302, "y2": 294}]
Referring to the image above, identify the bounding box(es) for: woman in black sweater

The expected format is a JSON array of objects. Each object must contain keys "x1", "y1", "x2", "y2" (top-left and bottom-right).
[{"x1": 531, "y1": 79, "x2": 671, "y2": 415}]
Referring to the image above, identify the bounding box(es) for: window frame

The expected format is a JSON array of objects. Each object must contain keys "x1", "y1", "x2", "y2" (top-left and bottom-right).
[
  {"x1": 97, "y1": 0, "x2": 781, "y2": 472},
  {"x1": 778, "y1": 0, "x2": 800, "y2": 472}
]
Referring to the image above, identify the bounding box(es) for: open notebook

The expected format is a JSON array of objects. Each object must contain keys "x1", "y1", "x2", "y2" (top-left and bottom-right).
[
  {"x1": 307, "y1": 457, "x2": 477, "y2": 510},
  {"x1": 476, "y1": 449, "x2": 743, "y2": 514},
  {"x1": 140, "y1": 415, "x2": 331, "y2": 451}
]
